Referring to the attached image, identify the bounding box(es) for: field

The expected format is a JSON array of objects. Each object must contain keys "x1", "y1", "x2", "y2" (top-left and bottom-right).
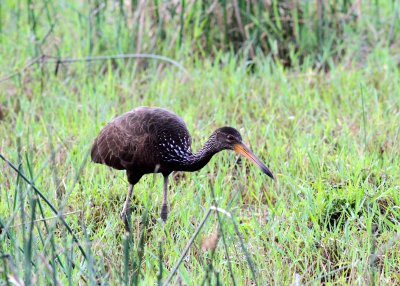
[{"x1": 1, "y1": 1, "x2": 400, "y2": 285}]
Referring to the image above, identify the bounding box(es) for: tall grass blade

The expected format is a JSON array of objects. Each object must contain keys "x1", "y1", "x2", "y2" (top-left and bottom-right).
[
  {"x1": 388, "y1": 0, "x2": 399, "y2": 46},
  {"x1": 231, "y1": 216, "x2": 258, "y2": 285},
  {"x1": 123, "y1": 233, "x2": 130, "y2": 285},
  {"x1": 24, "y1": 196, "x2": 37, "y2": 285},
  {"x1": 163, "y1": 208, "x2": 213, "y2": 285},
  {"x1": 157, "y1": 240, "x2": 163, "y2": 286},
  {"x1": 210, "y1": 187, "x2": 236, "y2": 286},
  {"x1": 132, "y1": 209, "x2": 149, "y2": 286},
  {"x1": 360, "y1": 84, "x2": 367, "y2": 151},
  {"x1": 179, "y1": 0, "x2": 185, "y2": 48}
]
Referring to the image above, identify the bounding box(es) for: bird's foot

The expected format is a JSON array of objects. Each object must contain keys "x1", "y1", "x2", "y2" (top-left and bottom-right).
[
  {"x1": 120, "y1": 209, "x2": 131, "y2": 232},
  {"x1": 160, "y1": 204, "x2": 168, "y2": 222}
]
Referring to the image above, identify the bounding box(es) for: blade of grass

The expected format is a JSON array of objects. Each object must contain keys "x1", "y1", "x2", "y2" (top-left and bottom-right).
[
  {"x1": 210, "y1": 187, "x2": 236, "y2": 286},
  {"x1": 24, "y1": 196, "x2": 37, "y2": 285},
  {"x1": 163, "y1": 207, "x2": 213, "y2": 285}
]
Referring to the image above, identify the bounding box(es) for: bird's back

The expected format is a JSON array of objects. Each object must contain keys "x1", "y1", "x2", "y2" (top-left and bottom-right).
[{"x1": 91, "y1": 107, "x2": 192, "y2": 173}]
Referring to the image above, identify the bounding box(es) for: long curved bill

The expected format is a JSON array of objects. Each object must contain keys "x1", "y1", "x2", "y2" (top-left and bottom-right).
[{"x1": 234, "y1": 143, "x2": 274, "y2": 179}]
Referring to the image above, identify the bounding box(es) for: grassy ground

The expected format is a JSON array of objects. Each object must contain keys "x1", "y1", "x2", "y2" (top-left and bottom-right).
[{"x1": 1, "y1": 1, "x2": 400, "y2": 285}]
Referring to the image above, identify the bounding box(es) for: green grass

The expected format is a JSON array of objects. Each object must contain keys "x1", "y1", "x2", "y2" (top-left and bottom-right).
[{"x1": 1, "y1": 1, "x2": 400, "y2": 285}]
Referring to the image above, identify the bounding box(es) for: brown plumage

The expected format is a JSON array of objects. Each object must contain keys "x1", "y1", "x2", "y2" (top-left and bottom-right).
[{"x1": 91, "y1": 106, "x2": 273, "y2": 231}]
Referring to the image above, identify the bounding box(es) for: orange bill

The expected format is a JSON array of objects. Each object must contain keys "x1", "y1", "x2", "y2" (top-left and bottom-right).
[{"x1": 234, "y1": 143, "x2": 274, "y2": 179}]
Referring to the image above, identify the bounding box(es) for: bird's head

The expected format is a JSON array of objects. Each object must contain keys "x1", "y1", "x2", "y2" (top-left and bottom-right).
[{"x1": 213, "y1": 127, "x2": 274, "y2": 179}]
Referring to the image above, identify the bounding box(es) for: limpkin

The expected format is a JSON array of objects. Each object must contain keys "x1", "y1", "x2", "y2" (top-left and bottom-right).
[{"x1": 91, "y1": 107, "x2": 273, "y2": 231}]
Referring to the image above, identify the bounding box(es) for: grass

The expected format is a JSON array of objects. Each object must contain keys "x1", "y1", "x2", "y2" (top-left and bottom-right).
[{"x1": 1, "y1": 0, "x2": 400, "y2": 285}]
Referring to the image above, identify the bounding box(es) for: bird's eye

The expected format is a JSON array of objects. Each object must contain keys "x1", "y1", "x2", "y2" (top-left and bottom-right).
[{"x1": 227, "y1": 134, "x2": 234, "y2": 141}]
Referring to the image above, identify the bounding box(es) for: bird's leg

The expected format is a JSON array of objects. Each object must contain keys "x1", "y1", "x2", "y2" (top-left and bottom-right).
[
  {"x1": 160, "y1": 176, "x2": 169, "y2": 222},
  {"x1": 121, "y1": 184, "x2": 134, "y2": 232}
]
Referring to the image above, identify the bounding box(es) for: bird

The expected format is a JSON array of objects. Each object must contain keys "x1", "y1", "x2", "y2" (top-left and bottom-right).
[{"x1": 91, "y1": 106, "x2": 274, "y2": 231}]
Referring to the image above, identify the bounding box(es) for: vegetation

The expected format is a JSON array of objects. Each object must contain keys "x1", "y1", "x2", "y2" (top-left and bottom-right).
[{"x1": 0, "y1": 0, "x2": 399, "y2": 285}]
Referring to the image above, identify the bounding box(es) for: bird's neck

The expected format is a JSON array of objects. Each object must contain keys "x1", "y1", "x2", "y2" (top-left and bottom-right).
[{"x1": 181, "y1": 135, "x2": 220, "y2": 171}]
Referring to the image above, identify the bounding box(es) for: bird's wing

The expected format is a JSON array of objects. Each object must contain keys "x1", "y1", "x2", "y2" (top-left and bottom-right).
[{"x1": 91, "y1": 120, "x2": 137, "y2": 170}]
